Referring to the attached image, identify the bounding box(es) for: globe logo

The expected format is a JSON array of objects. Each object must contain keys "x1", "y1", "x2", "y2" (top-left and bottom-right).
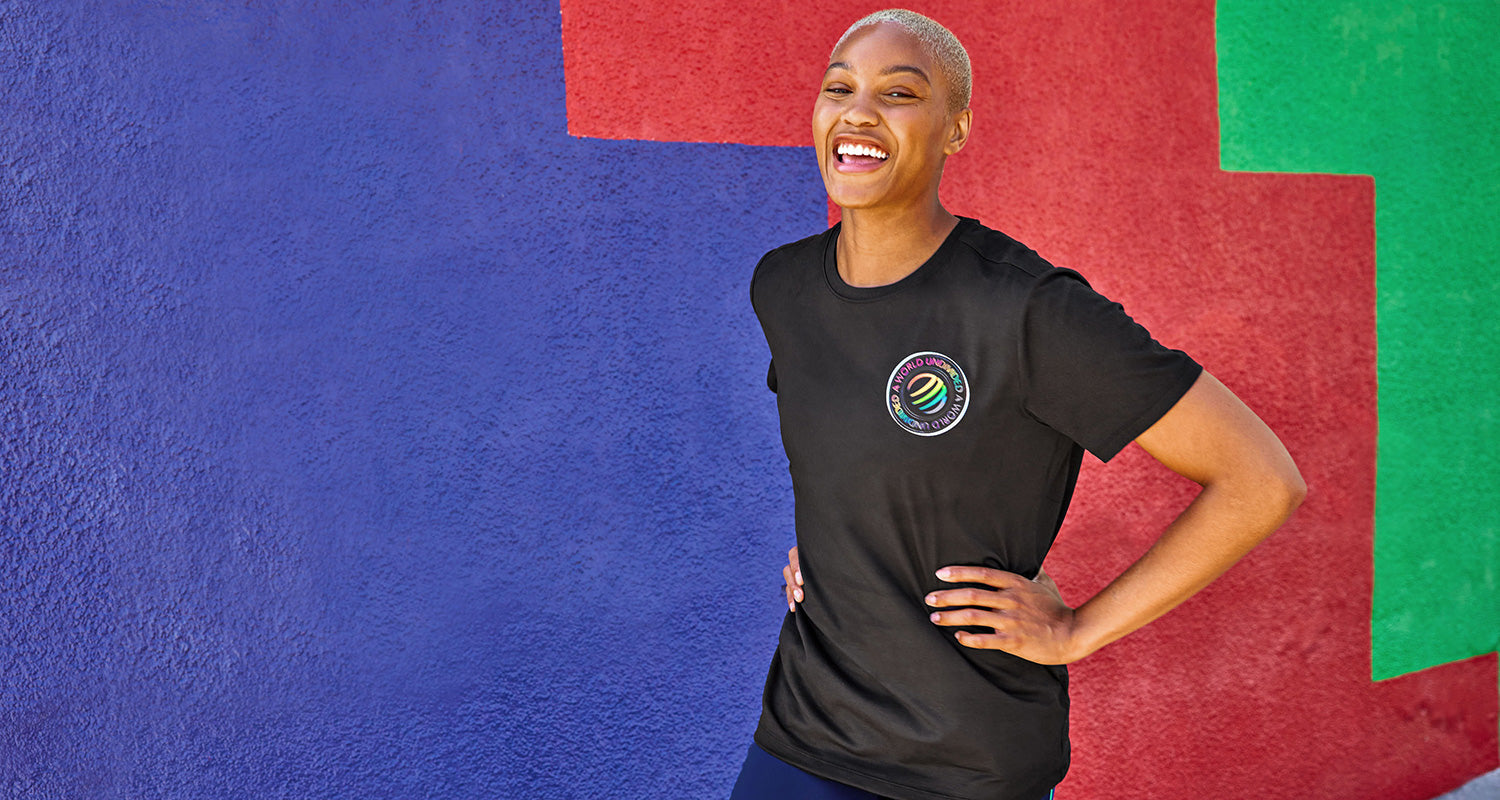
[
  {"x1": 905, "y1": 371, "x2": 949, "y2": 416},
  {"x1": 886, "y1": 351, "x2": 970, "y2": 437}
]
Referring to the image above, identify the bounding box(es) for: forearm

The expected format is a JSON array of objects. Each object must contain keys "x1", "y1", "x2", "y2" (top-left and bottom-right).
[
  {"x1": 927, "y1": 372, "x2": 1305, "y2": 665},
  {"x1": 1064, "y1": 472, "x2": 1304, "y2": 661}
]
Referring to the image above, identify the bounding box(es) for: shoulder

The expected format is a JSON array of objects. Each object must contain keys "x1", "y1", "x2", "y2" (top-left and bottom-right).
[
  {"x1": 948, "y1": 217, "x2": 1087, "y2": 293},
  {"x1": 751, "y1": 226, "x2": 835, "y2": 306},
  {"x1": 754, "y1": 226, "x2": 832, "y2": 276}
]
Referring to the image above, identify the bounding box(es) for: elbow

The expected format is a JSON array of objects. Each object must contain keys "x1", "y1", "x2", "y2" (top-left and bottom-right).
[
  {"x1": 1283, "y1": 470, "x2": 1308, "y2": 514},
  {"x1": 1270, "y1": 461, "x2": 1308, "y2": 517},
  {"x1": 1224, "y1": 455, "x2": 1306, "y2": 522}
]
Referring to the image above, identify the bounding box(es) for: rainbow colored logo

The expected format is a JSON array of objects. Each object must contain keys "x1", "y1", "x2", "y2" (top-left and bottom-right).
[
  {"x1": 886, "y1": 351, "x2": 969, "y2": 436},
  {"x1": 907, "y1": 371, "x2": 949, "y2": 414}
]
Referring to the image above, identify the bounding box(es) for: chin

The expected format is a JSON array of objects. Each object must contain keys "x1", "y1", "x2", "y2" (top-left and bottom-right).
[
  {"x1": 821, "y1": 182, "x2": 885, "y2": 211},
  {"x1": 829, "y1": 197, "x2": 892, "y2": 214}
]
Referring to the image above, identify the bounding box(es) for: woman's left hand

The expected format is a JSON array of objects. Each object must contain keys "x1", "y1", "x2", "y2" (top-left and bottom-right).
[{"x1": 924, "y1": 565, "x2": 1082, "y2": 665}]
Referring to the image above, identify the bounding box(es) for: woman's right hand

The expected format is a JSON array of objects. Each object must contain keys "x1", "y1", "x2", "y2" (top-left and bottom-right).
[{"x1": 783, "y1": 546, "x2": 804, "y2": 612}]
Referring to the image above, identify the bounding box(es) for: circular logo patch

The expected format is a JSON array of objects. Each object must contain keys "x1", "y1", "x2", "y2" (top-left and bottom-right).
[{"x1": 886, "y1": 351, "x2": 969, "y2": 436}]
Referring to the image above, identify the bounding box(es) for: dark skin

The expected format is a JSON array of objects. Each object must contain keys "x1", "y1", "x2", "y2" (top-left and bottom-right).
[
  {"x1": 813, "y1": 23, "x2": 971, "y2": 288},
  {"x1": 782, "y1": 23, "x2": 1306, "y2": 665}
]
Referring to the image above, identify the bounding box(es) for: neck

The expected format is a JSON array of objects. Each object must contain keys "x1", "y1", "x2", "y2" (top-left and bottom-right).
[{"x1": 836, "y1": 199, "x2": 959, "y2": 288}]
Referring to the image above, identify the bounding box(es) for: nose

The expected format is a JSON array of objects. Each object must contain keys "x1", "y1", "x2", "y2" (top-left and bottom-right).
[{"x1": 841, "y1": 91, "x2": 878, "y2": 127}]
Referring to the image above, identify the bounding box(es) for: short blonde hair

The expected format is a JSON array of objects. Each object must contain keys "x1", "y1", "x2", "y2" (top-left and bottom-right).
[{"x1": 832, "y1": 9, "x2": 972, "y2": 112}]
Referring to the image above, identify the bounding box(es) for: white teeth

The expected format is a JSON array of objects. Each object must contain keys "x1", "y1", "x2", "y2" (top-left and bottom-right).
[{"x1": 837, "y1": 142, "x2": 889, "y2": 160}]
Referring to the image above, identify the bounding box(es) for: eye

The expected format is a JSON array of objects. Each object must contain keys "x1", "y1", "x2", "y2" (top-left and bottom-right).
[
  {"x1": 823, "y1": 86, "x2": 852, "y2": 95},
  {"x1": 885, "y1": 89, "x2": 917, "y2": 99}
]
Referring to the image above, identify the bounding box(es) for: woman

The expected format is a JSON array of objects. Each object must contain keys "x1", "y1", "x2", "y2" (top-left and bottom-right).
[{"x1": 730, "y1": 10, "x2": 1305, "y2": 800}]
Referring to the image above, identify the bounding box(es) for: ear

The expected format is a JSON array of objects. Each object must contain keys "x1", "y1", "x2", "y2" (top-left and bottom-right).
[{"x1": 944, "y1": 107, "x2": 972, "y2": 156}]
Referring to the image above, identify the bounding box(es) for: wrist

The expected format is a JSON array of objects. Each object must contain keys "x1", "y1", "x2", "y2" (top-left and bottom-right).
[{"x1": 1061, "y1": 608, "x2": 1108, "y2": 663}]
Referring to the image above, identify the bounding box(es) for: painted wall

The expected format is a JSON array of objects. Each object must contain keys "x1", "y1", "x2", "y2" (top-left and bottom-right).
[
  {"x1": 1, "y1": 2, "x2": 1494, "y2": 799},
  {"x1": 1217, "y1": 0, "x2": 1500, "y2": 684}
]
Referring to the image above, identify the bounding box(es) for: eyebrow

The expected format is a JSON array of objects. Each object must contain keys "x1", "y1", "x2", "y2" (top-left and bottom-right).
[{"x1": 824, "y1": 62, "x2": 933, "y2": 82}]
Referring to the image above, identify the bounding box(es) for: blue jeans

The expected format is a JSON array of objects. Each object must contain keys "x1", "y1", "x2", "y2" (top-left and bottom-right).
[{"x1": 729, "y1": 741, "x2": 1056, "y2": 800}]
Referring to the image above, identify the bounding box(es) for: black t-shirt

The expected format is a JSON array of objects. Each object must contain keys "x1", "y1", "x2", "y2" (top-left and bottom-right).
[{"x1": 749, "y1": 217, "x2": 1202, "y2": 800}]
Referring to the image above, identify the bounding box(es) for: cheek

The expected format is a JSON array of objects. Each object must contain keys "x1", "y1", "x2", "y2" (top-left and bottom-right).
[
  {"x1": 810, "y1": 106, "x2": 837, "y2": 152},
  {"x1": 895, "y1": 121, "x2": 945, "y2": 161},
  {"x1": 810, "y1": 102, "x2": 836, "y2": 131}
]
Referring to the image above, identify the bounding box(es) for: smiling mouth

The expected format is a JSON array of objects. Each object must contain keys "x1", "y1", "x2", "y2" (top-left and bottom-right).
[{"x1": 836, "y1": 142, "x2": 889, "y2": 164}]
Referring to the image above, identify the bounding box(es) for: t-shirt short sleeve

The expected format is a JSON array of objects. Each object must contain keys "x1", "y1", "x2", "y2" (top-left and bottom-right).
[
  {"x1": 1020, "y1": 269, "x2": 1202, "y2": 461},
  {"x1": 750, "y1": 251, "x2": 779, "y2": 395}
]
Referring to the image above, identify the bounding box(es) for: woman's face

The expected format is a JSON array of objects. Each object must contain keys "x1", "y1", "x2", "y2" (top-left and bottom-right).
[{"x1": 813, "y1": 23, "x2": 969, "y2": 212}]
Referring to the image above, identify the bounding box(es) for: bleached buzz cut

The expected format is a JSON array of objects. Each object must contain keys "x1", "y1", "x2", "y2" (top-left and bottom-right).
[{"x1": 832, "y1": 9, "x2": 972, "y2": 112}]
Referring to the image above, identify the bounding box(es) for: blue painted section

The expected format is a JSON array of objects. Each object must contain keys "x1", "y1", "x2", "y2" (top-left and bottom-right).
[
  {"x1": 1, "y1": 2, "x2": 823, "y2": 796},
  {"x1": 1435, "y1": 768, "x2": 1500, "y2": 800}
]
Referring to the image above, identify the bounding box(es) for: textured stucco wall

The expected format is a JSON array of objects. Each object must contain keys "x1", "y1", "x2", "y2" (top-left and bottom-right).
[
  {"x1": 3, "y1": 1, "x2": 1496, "y2": 799},
  {"x1": 1218, "y1": 0, "x2": 1500, "y2": 683},
  {"x1": 3, "y1": 2, "x2": 817, "y2": 797}
]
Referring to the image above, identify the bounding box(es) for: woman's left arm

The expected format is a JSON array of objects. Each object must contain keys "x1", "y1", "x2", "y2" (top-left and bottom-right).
[{"x1": 926, "y1": 370, "x2": 1307, "y2": 664}]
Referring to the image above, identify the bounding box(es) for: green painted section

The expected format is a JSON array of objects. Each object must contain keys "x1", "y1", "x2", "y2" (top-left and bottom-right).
[{"x1": 1217, "y1": 2, "x2": 1499, "y2": 680}]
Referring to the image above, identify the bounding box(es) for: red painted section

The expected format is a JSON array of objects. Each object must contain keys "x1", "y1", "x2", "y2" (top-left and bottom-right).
[{"x1": 561, "y1": 1, "x2": 1500, "y2": 797}]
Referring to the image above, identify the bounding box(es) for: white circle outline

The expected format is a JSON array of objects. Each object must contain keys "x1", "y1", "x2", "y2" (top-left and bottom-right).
[{"x1": 886, "y1": 351, "x2": 969, "y2": 437}]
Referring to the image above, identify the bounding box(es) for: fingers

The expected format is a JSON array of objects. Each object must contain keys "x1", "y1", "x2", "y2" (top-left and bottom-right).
[
  {"x1": 783, "y1": 563, "x2": 795, "y2": 611},
  {"x1": 934, "y1": 565, "x2": 1025, "y2": 588},
  {"x1": 924, "y1": 586, "x2": 1018, "y2": 610},
  {"x1": 784, "y1": 546, "x2": 804, "y2": 612},
  {"x1": 927, "y1": 606, "x2": 1007, "y2": 630},
  {"x1": 950, "y1": 630, "x2": 1011, "y2": 650}
]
